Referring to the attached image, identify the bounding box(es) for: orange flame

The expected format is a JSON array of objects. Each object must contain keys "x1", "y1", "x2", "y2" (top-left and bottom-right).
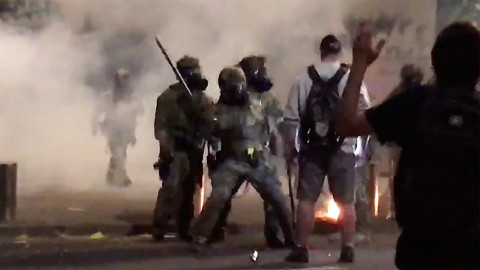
[
  {"x1": 315, "y1": 198, "x2": 340, "y2": 222},
  {"x1": 200, "y1": 174, "x2": 206, "y2": 211},
  {"x1": 196, "y1": 172, "x2": 206, "y2": 215},
  {"x1": 374, "y1": 179, "x2": 379, "y2": 217}
]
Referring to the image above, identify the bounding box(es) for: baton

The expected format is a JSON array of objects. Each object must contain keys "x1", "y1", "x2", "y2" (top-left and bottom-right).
[
  {"x1": 286, "y1": 160, "x2": 296, "y2": 229},
  {"x1": 155, "y1": 35, "x2": 193, "y2": 97}
]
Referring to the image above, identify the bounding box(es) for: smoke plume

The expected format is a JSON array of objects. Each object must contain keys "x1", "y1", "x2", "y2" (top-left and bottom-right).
[{"x1": 0, "y1": 0, "x2": 437, "y2": 192}]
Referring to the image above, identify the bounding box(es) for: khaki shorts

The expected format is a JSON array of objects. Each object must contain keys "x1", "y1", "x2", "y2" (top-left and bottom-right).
[{"x1": 297, "y1": 148, "x2": 356, "y2": 205}]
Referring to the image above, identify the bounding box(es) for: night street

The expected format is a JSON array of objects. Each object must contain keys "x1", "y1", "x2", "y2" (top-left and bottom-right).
[{"x1": 0, "y1": 233, "x2": 397, "y2": 270}]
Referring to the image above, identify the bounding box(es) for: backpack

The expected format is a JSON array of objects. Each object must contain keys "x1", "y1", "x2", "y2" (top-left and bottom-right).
[
  {"x1": 299, "y1": 64, "x2": 349, "y2": 153},
  {"x1": 395, "y1": 85, "x2": 480, "y2": 236}
]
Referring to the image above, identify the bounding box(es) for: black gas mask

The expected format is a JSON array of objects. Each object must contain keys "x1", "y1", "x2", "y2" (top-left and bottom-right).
[
  {"x1": 404, "y1": 74, "x2": 423, "y2": 90},
  {"x1": 180, "y1": 68, "x2": 208, "y2": 91},
  {"x1": 219, "y1": 79, "x2": 249, "y2": 106},
  {"x1": 248, "y1": 68, "x2": 273, "y2": 92}
]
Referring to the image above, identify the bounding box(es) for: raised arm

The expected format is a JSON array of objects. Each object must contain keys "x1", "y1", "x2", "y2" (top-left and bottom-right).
[{"x1": 335, "y1": 27, "x2": 385, "y2": 137}]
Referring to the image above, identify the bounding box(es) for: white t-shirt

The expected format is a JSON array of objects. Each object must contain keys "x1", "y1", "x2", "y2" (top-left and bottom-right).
[{"x1": 284, "y1": 61, "x2": 371, "y2": 153}]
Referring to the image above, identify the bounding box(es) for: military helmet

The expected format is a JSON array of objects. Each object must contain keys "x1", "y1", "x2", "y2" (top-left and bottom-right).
[
  {"x1": 218, "y1": 67, "x2": 248, "y2": 105},
  {"x1": 237, "y1": 55, "x2": 273, "y2": 92},
  {"x1": 176, "y1": 55, "x2": 200, "y2": 71},
  {"x1": 400, "y1": 64, "x2": 423, "y2": 81},
  {"x1": 237, "y1": 55, "x2": 266, "y2": 77}
]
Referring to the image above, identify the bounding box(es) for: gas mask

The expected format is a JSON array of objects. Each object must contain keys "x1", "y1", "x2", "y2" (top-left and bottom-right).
[
  {"x1": 248, "y1": 68, "x2": 273, "y2": 92},
  {"x1": 404, "y1": 74, "x2": 423, "y2": 90},
  {"x1": 219, "y1": 80, "x2": 249, "y2": 106},
  {"x1": 181, "y1": 69, "x2": 208, "y2": 91}
]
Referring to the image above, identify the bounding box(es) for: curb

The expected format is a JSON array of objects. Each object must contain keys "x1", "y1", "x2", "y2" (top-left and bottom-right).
[
  {"x1": 0, "y1": 219, "x2": 397, "y2": 238},
  {"x1": 0, "y1": 223, "x2": 263, "y2": 238},
  {"x1": 0, "y1": 224, "x2": 132, "y2": 238}
]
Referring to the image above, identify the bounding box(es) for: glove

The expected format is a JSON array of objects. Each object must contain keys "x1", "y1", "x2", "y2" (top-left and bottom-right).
[{"x1": 154, "y1": 155, "x2": 173, "y2": 181}]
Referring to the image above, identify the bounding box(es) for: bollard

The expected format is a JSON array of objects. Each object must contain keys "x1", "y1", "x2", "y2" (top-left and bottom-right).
[{"x1": 0, "y1": 163, "x2": 17, "y2": 222}]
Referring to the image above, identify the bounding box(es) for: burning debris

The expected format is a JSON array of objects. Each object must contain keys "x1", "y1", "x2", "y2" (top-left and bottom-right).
[{"x1": 315, "y1": 197, "x2": 340, "y2": 223}]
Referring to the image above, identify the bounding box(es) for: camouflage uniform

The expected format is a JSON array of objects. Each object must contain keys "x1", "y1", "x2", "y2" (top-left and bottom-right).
[
  {"x1": 354, "y1": 136, "x2": 378, "y2": 230},
  {"x1": 210, "y1": 56, "x2": 287, "y2": 246},
  {"x1": 190, "y1": 67, "x2": 294, "y2": 247},
  {"x1": 92, "y1": 69, "x2": 143, "y2": 187},
  {"x1": 153, "y1": 56, "x2": 214, "y2": 240},
  {"x1": 212, "y1": 89, "x2": 286, "y2": 245}
]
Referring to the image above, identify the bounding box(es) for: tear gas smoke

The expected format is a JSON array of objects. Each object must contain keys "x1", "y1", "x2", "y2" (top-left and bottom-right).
[{"x1": 0, "y1": 0, "x2": 436, "y2": 192}]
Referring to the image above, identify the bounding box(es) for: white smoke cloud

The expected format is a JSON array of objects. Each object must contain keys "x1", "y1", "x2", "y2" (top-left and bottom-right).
[{"x1": 0, "y1": 0, "x2": 437, "y2": 193}]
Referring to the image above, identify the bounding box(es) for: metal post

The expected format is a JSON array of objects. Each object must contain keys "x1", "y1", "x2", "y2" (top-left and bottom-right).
[
  {"x1": 0, "y1": 163, "x2": 17, "y2": 222},
  {"x1": 0, "y1": 165, "x2": 7, "y2": 221}
]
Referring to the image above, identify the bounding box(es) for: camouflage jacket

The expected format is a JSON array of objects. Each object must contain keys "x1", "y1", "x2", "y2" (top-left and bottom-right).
[
  {"x1": 92, "y1": 88, "x2": 143, "y2": 143},
  {"x1": 154, "y1": 83, "x2": 214, "y2": 152},
  {"x1": 247, "y1": 90, "x2": 283, "y2": 150},
  {"x1": 213, "y1": 95, "x2": 278, "y2": 158}
]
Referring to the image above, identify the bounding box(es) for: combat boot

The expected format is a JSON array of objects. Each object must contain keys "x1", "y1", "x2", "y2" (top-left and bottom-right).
[
  {"x1": 189, "y1": 236, "x2": 208, "y2": 253},
  {"x1": 338, "y1": 245, "x2": 355, "y2": 263},
  {"x1": 123, "y1": 176, "x2": 133, "y2": 187},
  {"x1": 285, "y1": 246, "x2": 309, "y2": 263},
  {"x1": 206, "y1": 229, "x2": 226, "y2": 244},
  {"x1": 152, "y1": 230, "x2": 165, "y2": 242}
]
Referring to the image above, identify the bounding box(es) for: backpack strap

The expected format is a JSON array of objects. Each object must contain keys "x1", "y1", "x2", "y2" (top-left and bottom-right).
[
  {"x1": 307, "y1": 65, "x2": 323, "y2": 84},
  {"x1": 307, "y1": 64, "x2": 349, "y2": 86}
]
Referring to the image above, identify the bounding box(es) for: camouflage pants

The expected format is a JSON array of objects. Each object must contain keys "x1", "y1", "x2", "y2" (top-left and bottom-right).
[
  {"x1": 354, "y1": 163, "x2": 372, "y2": 230},
  {"x1": 106, "y1": 134, "x2": 130, "y2": 186},
  {"x1": 190, "y1": 159, "x2": 294, "y2": 243},
  {"x1": 212, "y1": 181, "x2": 282, "y2": 244},
  {"x1": 153, "y1": 149, "x2": 203, "y2": 237}
]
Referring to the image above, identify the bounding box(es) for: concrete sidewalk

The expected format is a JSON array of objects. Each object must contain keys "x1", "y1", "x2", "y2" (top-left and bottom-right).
[
  {"x1": 1, "y1": 185, "x2": 268, "y2": 237},
  {"x1": 1, "y1": 184, "x2": 398, "y2": 238}
]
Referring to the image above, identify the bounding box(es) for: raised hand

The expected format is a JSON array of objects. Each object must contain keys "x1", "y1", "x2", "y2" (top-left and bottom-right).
[{"x1": 353, "y1": 24, "x2": 386, "y2": 66}]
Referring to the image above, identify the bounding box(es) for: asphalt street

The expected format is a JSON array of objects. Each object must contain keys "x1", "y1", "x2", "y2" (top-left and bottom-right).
[{"x1": 0, "y1": 233, "x2": 398, "y2": 270}]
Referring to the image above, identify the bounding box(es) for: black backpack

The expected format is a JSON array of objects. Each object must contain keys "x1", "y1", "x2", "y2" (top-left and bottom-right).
[
  {"x1": 299, "y1": 64, "x2": 349, "y2": 153},
  {"x1": 395, "y1": 85, "x2": 480, "y2": 235}
]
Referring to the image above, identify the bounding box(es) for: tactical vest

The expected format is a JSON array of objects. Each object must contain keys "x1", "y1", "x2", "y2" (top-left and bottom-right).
[
  {"x1": 299, "y1": 64, "x2": 348, "y2": 153},
  {"x1": 395, "y1": 85, "x2": 480, "y2": 237},
  {"x1": 214, "y1": 104, "x2": 265, "y2": 157}
]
